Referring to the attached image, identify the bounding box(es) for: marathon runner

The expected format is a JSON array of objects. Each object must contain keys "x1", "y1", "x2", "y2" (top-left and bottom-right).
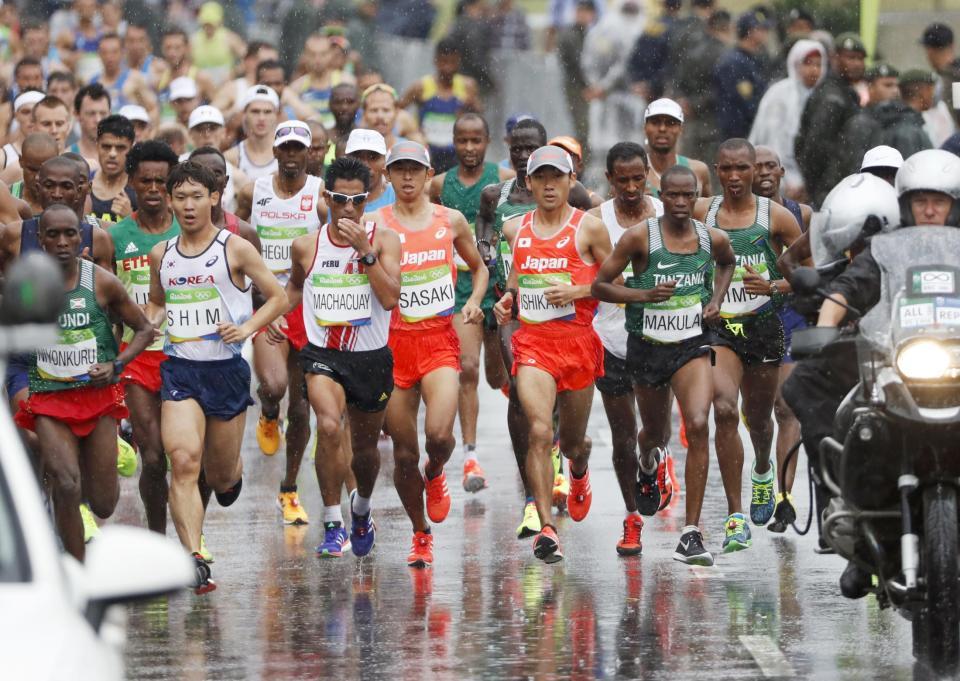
[
  {"x1": 238, "y1": 120, "x2": 326, "y2": 525},
  {"x1": 593, "y1": 164, "x2": 736, "y2": 565},
  {"x1": 146, "y1": 161, "x2": 286, "y2": 593},
  {"x1": 186, "y1": 105, "x2": 249, "y2": 214},
  {"x1": 32, "y1": 96, "x2": 73, "y2": 153},
  {"x1": 328, "y1": 83, "x2": 360, "y2": 159},
  {"x1": 158, "y1": 26, "x2": 216, "y2": 110},
  {"x1": 14, "y1": 204, "x2": 153, "y2": 561},
  {"x1": 493, "y1": 145, "x2": 612, "y2": 564},
  {"x1": 69, "y1": 84, "x2": 111, "y2": 172},
  {"x1": 91, "y1": 33, "x2": 158, "y2": 116},
  {"x1": 360, "y1": 83, "x2": 426, "y2": 149},
  {"x1": 429, "y1": 113, "x2": 513, "y2": 492},
  {"x1": 0, "y1": 90, "x2": 45, "y2": 177},
  {"x1": 253, "y1": 59, "x2": 316, "y2": 123},
  {"x1": 225, "y1": 85, "x2": 280, "y2": 184},
  {"x1": 188, "y1": 146, "x2": 262, "y2": 248},
  {"x1": 378, "y1": 140, "x2": 488, "y2": 568},
  {"x1": 643, "y1": 98, "x2": 712, "y2": 198},
  {"x1": 345, "y1": 129, "x2": 395, "y2": 211},
  {"x1": 290, "y1": 34, "x2": 356, "y2": 130},
  {"x1": 12, "y1": 132, "x2": 59, "y2": 215},
  {"x1": 286, "y1": 156, "x2": 401, "y2": 557},
  {"x1": 692, "y1": 138, "x2": 803, "y2": 552},
  {"x1": 118, "y1": 105, "x2": 153, "y2": 144},
  {"x1": 89, "y1": 114, "x2": 138, "y2": 224},
  {"x1": 305, "y1": 120, "x2": 330, "y2": 177}
]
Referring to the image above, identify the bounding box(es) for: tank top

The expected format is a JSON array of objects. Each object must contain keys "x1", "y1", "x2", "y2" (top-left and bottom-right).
[
  {"x1": 419, "y1": 75, "x2": 468, "y2": 154},
  {"x1": 297, "y1": 71, "x2": 344, "y2": 130},
  {"x1": 191, "y1": 28, "x2": 234, "y2": 70},
  {"x1": 251, "y1": 174, "x2": 323, "y2": 285},
  {"x1": 30, "y1": 258, "x2": 117, "y2": 393},
  {"x1": 511, "y1": 208, "x2": 598, "y2": 334},
  {"x1": 90, "y1": 184, "x2": 138, "y2": 224},
  {"x1": 159, "y1": 229, "x2": 253, "y2": 361},
  {"x1": 646, "y1": 154, "x2": 691, "y2": 198},
  {"x1": 3, "y1": 142, "x2": 19, "y2": 170},
  {"x1": 593, "y1": 198, "x2": 664, "y2": 358},
  {"x1": 20, "y1": 216, "x2": 95, "y2": 256},
  {"x1": 158, "y1": 65, "x2": 200, "y2": 123},
  {"x1": 237, "y1": 141, "x2": 279, "y2": 183},
  {"x1": 111, "y1": 214, "x2": 181, "y2": 350},
  {"x1": 704, "y1": 195, "x2": 782, "y2": 318},
  {"x1": 304, "y1": 223, "x2": 390, "y2": 351},
  {"x1": 493, "y1": 179, "x2": 536, "y2": 290},
  {"x1": 441, "y1": 162, "x2": 500, "y2": 271},
  {"x1": 783, "y1": 196, "x2": 804, "y2": 231},
  {"x1": 92, "y1": 70, "x2": 131, "y2": 112},
  {"x1": 366, "y1": 182, "x2": 396, "y2": 212},
  {"x1": 384, "y1": 204, "x2": 457, "y2": 333},
  {"x1": 625, "y1": 218, "x2": 713, "y2": 344}
]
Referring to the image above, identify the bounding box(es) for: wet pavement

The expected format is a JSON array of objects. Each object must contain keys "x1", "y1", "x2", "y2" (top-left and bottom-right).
[{"x1": 119, "y1": 388, "x2": 914, "y2": 680}]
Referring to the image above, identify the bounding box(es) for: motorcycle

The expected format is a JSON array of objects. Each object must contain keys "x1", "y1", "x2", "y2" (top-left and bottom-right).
[{"x1": 791, "y1": 227, "x2": 960, "y2": 677}]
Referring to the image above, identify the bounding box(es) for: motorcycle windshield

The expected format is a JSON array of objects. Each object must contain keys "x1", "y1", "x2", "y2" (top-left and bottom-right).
[{"x1": 861, "y1": 227, "x2": 960, "y2": 352}]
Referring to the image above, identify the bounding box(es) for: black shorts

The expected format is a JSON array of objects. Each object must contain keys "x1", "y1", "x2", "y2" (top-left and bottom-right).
[
  {"x1": 160, "y1": 355, "x2": 254, "y2": 420},
  {"x1": 300, "y1": 344, "x2": 394, "y2": 413},
  {"x1": 711, "y1": 313, "x2": 785, "y2": 366},
  {"x1": 627, "y1": 333, "x2": 712, "y2": 388},
  {"x1": 595, "y1": 348, "x2": 632, "y2": 397}
]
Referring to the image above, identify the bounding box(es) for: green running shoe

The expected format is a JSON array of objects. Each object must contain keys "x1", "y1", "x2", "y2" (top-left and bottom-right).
[
  {"x1": 117, "y1": 436, "x2": 137, "y2": 478},
  {"x1": 198, "y1": 533, "x2": 214, "y2": 563},
  {"x1": 722, "y1": 513, "x2": 752, "y2": 553},
  {"x1": 516, "y1": 501, "x2": 542, "y2": 539},
  {"x1": 80, "y1": 503, "x2": 100, "y2": 543}
]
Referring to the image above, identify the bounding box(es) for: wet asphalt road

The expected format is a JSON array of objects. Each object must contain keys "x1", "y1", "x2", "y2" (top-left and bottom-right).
[{"x1": 118, "y1": 386, "x2": 915, "y2": 680}]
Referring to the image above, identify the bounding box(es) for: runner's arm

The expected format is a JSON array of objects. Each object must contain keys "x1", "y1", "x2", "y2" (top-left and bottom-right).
[
  {"x1": 692, "y1": 196, "x2": 711, "y2": 222},
  {"x1": 706, "y1": 228, "x2": 736, "y2": 320},
  {"x1": 429, "y1": 173, "x2": 445, "y2": 204},
  {"x1": 800, "y1": 203, "x2": 813, "y2": 231},
  {"x1": 101, "y1": 268, "x2": 153, "y2": 366},
  {"x1": 591, "y1": 225, "x2": 651, "y2": 303},
  {"x1": 690, "y1": 160, "x2": 712, "y2": 198},
  {"x1": 234, "y1": 181, "x2": 254, "y2": 221},
  {"x1": 286, "y1": 236, "x2": 309, "y2": 312},
  {"x1": 475, "y1": 184, "x2": 499, "y2": 262},
  {"x1": 776, "y1": 230, "x2": 811, "y2": 280},
  {"x1": 765, "y1": 202, "x2": 804, "y2": 293},
  {"x1": 397, "y1": 81, "x2": 422, "y2": 110},
  {"x1": 235, "y1": 215, "x2": 262, "y2": 253},
  {"x1": 451, "y1": 209, "x2": 489, "y2": 320},
  {"x1": 92, "y1": 226, "x2": 115, "y2": 272},
  {"x1": 223, "y1": 236, "x2": 287, "y2": 342},
  {"x1": 368, "y1": 227, "x2": 402, "y2": 309},
  {"x1": 493, "y1": 215, "x2": 523, "y2": 323},
  {"x1": 145, "y1": 241, "x2": 167, "y2": 328},
  {"x1": 570, "y1": 181, "x2": 593, "y2": 211}
]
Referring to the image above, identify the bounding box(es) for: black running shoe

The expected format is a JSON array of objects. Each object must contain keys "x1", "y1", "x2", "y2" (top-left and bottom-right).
[
  {"x1": 767, "y1": 493, "x2": 797, "y2": 533},
  {"x1": 192, "y1": 552, "x2": 217, "y2": 594},
  {"x1": 672, "y1": 528, "x2": 714, "y2": 566},
  {"x1": 635, "y1": 450, "x2": 662, "y2": 516},
  {"x1": 215, "y1": 477, "x2": 242, "y2": 507}
]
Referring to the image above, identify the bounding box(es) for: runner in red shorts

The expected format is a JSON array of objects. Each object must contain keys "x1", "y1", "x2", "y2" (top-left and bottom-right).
[
  {"x1": 16, "y1": 206, "x2": 154, "y2": 560},
  {"x1": 494, "y1": 145, "x2": 612, "y2": 564},
  {"x1": 376, "y1": 140, "x2": 488, "y2": 568}
]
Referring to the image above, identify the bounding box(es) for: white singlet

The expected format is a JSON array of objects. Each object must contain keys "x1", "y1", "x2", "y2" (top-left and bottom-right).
[
  {"x1": 251, "y1": 174, "x2": 323, "y2": 285},
  {"x1": 592, "y1": 197, "x2": 664, "y2": 359},
  {"x1": 303, "y1": 223, "x2": 391, "y2": 351},
  {"x1": 237, "y1": 140, "x2": 279, "y2": 183},
  {"x1": 159, "y1": 229, "x2": 253, "y2": 361},
  {"x1": 2, "y1": 142, "x2": 19, "y2": 170}
]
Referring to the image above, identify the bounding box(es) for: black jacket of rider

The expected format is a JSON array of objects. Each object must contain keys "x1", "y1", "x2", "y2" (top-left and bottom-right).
[{"x1": 826, "y1": 245, "x2": 883, "y2": 321}]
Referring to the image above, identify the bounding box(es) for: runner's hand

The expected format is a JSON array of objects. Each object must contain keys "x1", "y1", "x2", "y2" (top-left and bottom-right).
[
  {"x1": 218, "y1": 322, "x2": 251, "y2": 344},
  {"x1": 494, "y1": 292, "x2": 514, "y2": 325},
  {"x1": 80, "y1": 246, "x2": 93, "y2": 262},
  {"x1": 264, "y1": 317, "x2": 288, "y2": 345},
  {"x1": 742, "y1": 265, "x2": 770, "y2": 296},
  {"x1": 111, "y1": 191, "x2": 133, "y2": 219},
  {"x1": 703, "y1": 301, "x2": 721, "y2": 324},
  {"x1": 338, "y1": 218, "x2": 371, "y2": 254},
  {"x1": 88, "y1": 361, "x2": 114, "y2": 387},
  {"x1": 461, "y1": 301, "x2": 483, "y2": 324},
  {"x1": 544, "y1": 284, "x2": 580, "y2": 307},
  {"x1": 645, "y1": 279, "x2": 676, "y2": 303}
]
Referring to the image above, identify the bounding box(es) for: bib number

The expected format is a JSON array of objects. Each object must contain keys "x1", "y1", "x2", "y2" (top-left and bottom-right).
[
  {"x1": 642, "y1": 295, "x2": 703, "y2": 343},
  {"x1": 399, "y1": 265, "x2": 455, "y2": 322},
  {"x1": 518, "y1": 273, "x2": 575, "y2": 324},
  {"x1": 422, "y1": 113, "x2": 456, "y2": 147},
  {"x1": 720, "y1": 262, "x2": 769, "y2": 317},
  {"x1": 36, "y1": 328, "x2": 98, "y2": 382},
  {"x1": 166, "y1": 287, "x2": 224, "y2": 342},
  {"x1": 309, "y1": 272, "x2": 372, "y2": 327},
  {"x1": 258, "y1": 225, "x2": 309, "y2": 277}
]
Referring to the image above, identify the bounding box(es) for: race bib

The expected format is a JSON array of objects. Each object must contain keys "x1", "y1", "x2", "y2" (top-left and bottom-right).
[
  {"x1": 166, "y1": 287, "x2": 224, "y2": 342},
  {"x1": 128, "y1": 267, "x2": 151, "y2": 306},
  {"x1": 642, "y1": 295, "x2": 703, "y2": 343},
  {"x1": 308, "y1": 272, "x2": 372, "y2": 327},
  {"x1": 720, "y1": 262, "x2": 769, "y2": 317},
  {"x1": 422, "y1": 113, "x2": 456, "y2": 147},
  {"x1": 36, "y1": 328, "x2": 98, "y2": 382},
  {"x1": 499, "y1": 240, "x2": 513, "y2": 281},
  {"x1": 518, "y1": 272, "x2": 575, "y2": 324},
  {"x1": 258, "y1": 225, "x2": 310, "y2": 277},
  {"x1": 399, "y1": 265, "x2": 455, "y2": 322}
]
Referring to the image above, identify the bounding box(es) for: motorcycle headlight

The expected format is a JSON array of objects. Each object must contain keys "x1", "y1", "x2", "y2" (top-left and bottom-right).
[{"x1": 896, "y1": 340, "x2": 952, "y2": 380}]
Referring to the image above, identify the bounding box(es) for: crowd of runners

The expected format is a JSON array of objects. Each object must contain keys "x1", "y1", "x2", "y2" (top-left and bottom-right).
[{"x1": 5, "y1": 0, "x2": 960, "y2": 595}]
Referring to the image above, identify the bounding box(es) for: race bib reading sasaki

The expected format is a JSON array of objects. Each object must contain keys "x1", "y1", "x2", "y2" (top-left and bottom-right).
[{"x1": 399, "y1": 265, "x2": 455, "y2": 322}]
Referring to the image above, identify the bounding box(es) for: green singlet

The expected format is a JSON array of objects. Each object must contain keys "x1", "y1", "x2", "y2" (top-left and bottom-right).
[
  {"x1": 646, "y1": 154, "x2": 690, "y2": 198},
  {"x1": 492, "y1": 178, "x2": 537, "y2": 293}
]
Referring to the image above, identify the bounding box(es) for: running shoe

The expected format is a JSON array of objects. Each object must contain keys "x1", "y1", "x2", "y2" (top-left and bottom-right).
[
  {"x1": 198, "y1": 533, "x2": 214, "y2": 564},
  {"x1": 215, "y1": 477, "x2": 242, "y2": 507},
  {"x1": 424, "y1": 470, "x2": 451, "y2": 523},
  {"x1": 666, "y1": 447, "x2": 680, "y2": 496},
  {"x1": 349, "y1": 490, "x2": 376, "y2": 557},
  {"x1": 750, "y1": 462, "x2": 776, "y2": 526},
  {"x1": 635, "y1": 450, "x2": 662, "y2": 516},
  {"x1": 678, "y1": 409, "x2": 688, "y2": 449},
  {"x1": 673, "y1": 527, "x2": 714, "y2": 566},
  {"x1": 657, "y1": 447, "x2": 675, "y2": 511},
  {"x1": 567, "y1": 467, "x2": 592, "y2": 522},
  {"x1": 767, "y1": 492, "x2": 796, "y2": 534},
  {"x1": 462, "y1": 459, "x2": 487, "y2": 493},
  {"x1": 533, "y1": 525, "x2": 563, "y2": 563},
  {"x1": 551, "y1": 442, "x2": 568, "y2": 512},
  {"x1": 277, "y1": 490, "x2": 309, "y2": 525},
  {"x1": 616, "y1": 515, "x2": 643, "y2": 557},
  {"x1": 516, "y1": 501, "x2": 542, "y2": 539},
  {"x1": 79, "y1": 503, "x2": 99, "y2": 543},
  {"x1": 192, "y1": 552, "x2": 216, "y2": 594},
  {"x1": 407, "y1": 530, "x2": 434, "y2": 568},
  {"x1": 317, "y1": 522, "x2": 352, "y2": 558},
  {"x1": 116, "y1": 436, "x2": 137, "y2": 478},
  {"x1": 722, "y1": 513, "x2": 752, "y2": 553},
  {"x1": 256, "y1": 414, "x2": 280, "y2": 456}
]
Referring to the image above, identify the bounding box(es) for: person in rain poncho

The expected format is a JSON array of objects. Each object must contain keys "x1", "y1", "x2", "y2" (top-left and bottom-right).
[{"x1": 749, "y1": 38, "x2": 825, "y2": 198}]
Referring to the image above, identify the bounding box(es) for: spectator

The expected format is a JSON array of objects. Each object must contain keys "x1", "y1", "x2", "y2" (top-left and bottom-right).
[
  {"x1": 713, "y1": 10, "x2": 771, "y2": 140},
  {"x1": 278, "y1": 0, "x2": 325, "y2": 76},
  {"x1": 347, "y1": 0, "x2": 381, "y2": 73},
  {"x1": 770, "y1": 7, "x2": 816, "y2": 80},
  {"x1": 547, "y1": 0, "x2": 605, "y2": 51},
  {"x1": 557, "y1": 0, "x2": 597, "y2": 152},
  {"x1": 191, "y1": 2, "x2": 246, "y2": 88},
  {"x1": 447, "y1": 0, "x2": 495, "y2": 96},
  {"x1": 666, "y1": 0, "x2": 716, "y2": 92},
  {"x1": 921, "y1": 22, "x2": 960, "y2": 127},
  {"x1": 627, "y1": 0, "x2": 682, "y2": 102},
  {"x1": 491, "y1": 0, "x2": 531, "y2": 51},
  {"x1": 379, "y1": 0, "x2": 436, "y2": 40},
  {"x1": 796, "y1": 32, "x2": 866, "y2": 206},
  {"x1": 749, "y1": 38, "x2": 826, "y2": 198}
]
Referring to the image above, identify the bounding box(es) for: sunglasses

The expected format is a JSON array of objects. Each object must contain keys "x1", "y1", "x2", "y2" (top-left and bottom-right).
[
  {"x1": 275, "y1": 126, "x2": 310, "y2": 140},
  {"x1": 327, "y1": 191, "x2": 369, "y2": 205}
]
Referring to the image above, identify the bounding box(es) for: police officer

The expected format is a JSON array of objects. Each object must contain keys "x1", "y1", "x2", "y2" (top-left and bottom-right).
[{"x1": 712, "y1": 11, "x2": 770, "y2": 140}]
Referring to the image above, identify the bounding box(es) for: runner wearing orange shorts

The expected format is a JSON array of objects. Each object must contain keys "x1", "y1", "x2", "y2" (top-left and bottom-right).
[
  {"x1": 493, "y1": 145, "x2": 612, "y2": 564},
  {"x1": 377, "y1": 140, "x2": 488, "y2": 568},
  {"x1": 15, "y1": 206, "x2": 154, "y2": 561}
]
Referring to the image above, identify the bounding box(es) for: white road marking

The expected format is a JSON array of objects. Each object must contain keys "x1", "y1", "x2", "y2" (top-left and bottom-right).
[{"x1": 739, "y1": 635, "x2": 795, "y2": 678}]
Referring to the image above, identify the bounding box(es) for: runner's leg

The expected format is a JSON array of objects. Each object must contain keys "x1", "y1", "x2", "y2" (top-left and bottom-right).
[
  {"x1": 453, "y1": 312, "x2": 482, "y2": 450},
  {"x1": 669, "y1": 356, "x2": 713, "y2": 527},
  {"x1": 774, "y1": 363, "x2": 800, "y2": 492},
  {"x1": 253, "y1": 333, "x2": 289, "y2": 453},
  {"x1": 386, "y1": 386, "x2": 427, "y2": 532},
  {"x1": 482, "y1": 324, "x2": 508, "y2": 390},
  {"x1": 742, "y1": 363, "x2": 780, "y2": 476},
  {"x1": 602, "y1": 392, "x2": 639, "y2": 513},
  {"x1": 348, "y1": 407, "x2": 386, "y2": 500},
  {"x1": 34, "y1": 417, "x2": 84, "y2": 560},
  {"x1": 164, "y1": 399, "x2": 207, "y2": 553},
  {"x1": 202, "y1": 413, "x2": 246, "y2": 496},
  {"x1": 516, "y1": 365, "x2": 558, "y2": 527},
  {"x1": 420, "y1": 366, "x2": 459, "y2": 480},
  {"x1": 126, "y1": 383, "x2": 167, "y2": 533},
  {"x1": 500, "y1": 320, "x2": 530, "y2": 492},
  {"x1": 712, "y1": 346, "x2": 745, "y2": 515},
  {"x1": 309, "y1": 374, "x2": 348, "y2": 509},
  {"x1": 79, "y1": 416, "x2": 121, "y2": 521},
  {"x1": 281, "y1": 350, "x2": 310, "y2": 489}
]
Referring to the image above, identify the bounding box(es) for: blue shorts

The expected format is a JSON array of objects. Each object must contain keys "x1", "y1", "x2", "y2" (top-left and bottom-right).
[
  {"x1": 778, "y1": 304, "x2": 809, "y2": 365},
  {"x1": 160, "y1": 355, "x2": 254, "y2": 420},
  {"x1": 4, "y1": 353, "x2": 30, "y2": 399}
]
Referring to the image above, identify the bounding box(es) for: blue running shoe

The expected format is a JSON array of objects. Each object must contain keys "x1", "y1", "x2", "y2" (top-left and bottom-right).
[
  {"x1": 750, "y1": 462, "x2": 776, "y2": 526},
  {"x1": 349, "y1": 491, "x2": 376, "y2": 557},
  {"x1": 317, "y1": 522, "x2": 352, "y2": 558},
  {"x1": 722, "y1": 513, "x2": 752, "y2": 553}
]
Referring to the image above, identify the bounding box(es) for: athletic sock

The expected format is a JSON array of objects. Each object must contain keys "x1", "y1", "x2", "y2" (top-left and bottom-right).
[
  {"x1": 752, "y1": 461, "x2": 774, "y2": 481},
  {"x1": 525, "y1": 495, "x2": 535, "y2": 505},
  {"x1": 463, "y1": 444, "x2": 477, "y2": 463},
  {"x1": 682, "y1": 524, "x2": 700, "y2": 535},
  {"x1": 352, "y1": 494, "x2": 371, "y2": 516},
  {"x1": 280, "y1": 484, "x2": 297, "y2": 494},
  {"x1": 323, "y1": 505, "x2": 343, "y2": 525},
  {"x1": 639, "y1": 451, "x2": 658, "y2": 476}
]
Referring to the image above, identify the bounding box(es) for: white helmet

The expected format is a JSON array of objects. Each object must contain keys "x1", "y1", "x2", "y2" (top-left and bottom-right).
[
  {"x1": 895, "y1": 149, "x2": 960, "y2": 226},
  {"x1": 810, "y1": 173, "x2": 900, "y2": 265}
]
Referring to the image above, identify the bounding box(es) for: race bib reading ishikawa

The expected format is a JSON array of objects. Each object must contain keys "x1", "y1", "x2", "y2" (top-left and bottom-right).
[{"x1": 518, "y1": 272, "x2": 575, "y2": 324}]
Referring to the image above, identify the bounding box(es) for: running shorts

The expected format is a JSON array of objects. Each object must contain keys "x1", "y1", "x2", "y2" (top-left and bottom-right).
[
  {"x1": 160, "y1": 355, "x2": 254, "y2": 420},
  {"x1": 627, "y1": 333, "x2": 712, "y2": 388},
  {"x1": 711, "y1": 313, "x2": 785, "y2": 367},
  {"x1": 15, "y1": 383, "x2": 128, "y2": 438},
  {"x1": 777, "y1": 304, "x2": 808, "y2": 365},
  {"x1": 4, "y1": 353, "x2": 30, "y2": 400},
  {"x1": 254, "y1": 305, "x2": 307, "y2": 351},
  {"x1": 512, "y1": 326, "x2": 603, "y2": 393},
  {"x1": 301, "y1": 344, "x2": 394, "y2": 412},
  {"x1": 388, "y1": 325, "x2": 460, "y2": 390},
  {"x1": 120, "y1": 344, "x2": 167, "y2": 394},
  {"x1": 595, "y1": 347, "x2": 632, "y2": 397}
]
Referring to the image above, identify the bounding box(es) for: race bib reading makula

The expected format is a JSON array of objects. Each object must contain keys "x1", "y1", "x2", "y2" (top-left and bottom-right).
[{"x1": 642, "y1": 294, "x2": 702, "y2": 343}]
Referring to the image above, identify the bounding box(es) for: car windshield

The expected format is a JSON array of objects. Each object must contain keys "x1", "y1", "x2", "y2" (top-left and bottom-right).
[{"x1": 0, "y1": 465, "x2": 29, "y2": 582}]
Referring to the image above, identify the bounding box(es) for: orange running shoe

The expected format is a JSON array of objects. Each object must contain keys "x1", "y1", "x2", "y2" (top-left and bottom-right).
[
  {"x1": 407, "y1": 530, "x2": 434, "y2": 568},
  {"x1": 567, "y1": 467, "x2": 592, "y2": 521},
  {"x1": 533, "y1": 525, "x2": 563, "y2": 563},
  {"x1": 678, "y1": 408, "x2": 689, "y2": 449},
  {"x1": 424, "y1": 470, "x2": 452, "y2": 523},
  {"x1": 462, "y1": 459, "x2": 487, "y2": 493},
  {"x1": 616, "y1": 514, "x2": 644, "y2": 556},
  {"x1": 666, "y1": 448, "x2": 680, "y2": 498},
  {"x1": 256, "y1": 415, "x2": 280, "y2": 456},
  {"x1": 657, "y1": 450, "x2": 675, "y2": 512}
]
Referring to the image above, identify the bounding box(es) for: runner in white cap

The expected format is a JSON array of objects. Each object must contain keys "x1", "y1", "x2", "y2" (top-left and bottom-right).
[
  {"x1": 119, "y1": 104, "x2": 153, "y2": 143},
  {"x1": 168, "y1": 77, "x2": 201, "y2": 129},
  {"x1": 345, "y1": 128, "x2": 396, "y2": 211},
  {"x1": 188, "y1": 105, "x2": 249, "y2": 214},
  {"x1": 224, "y1": 85, "x2": 280, "y2": 184},
  {"x1": 643, "y1": 98, "x2": 712, "y2": 198},
  {"x1": 860, "y1": 144, "x2": 904, "y2": 185}
]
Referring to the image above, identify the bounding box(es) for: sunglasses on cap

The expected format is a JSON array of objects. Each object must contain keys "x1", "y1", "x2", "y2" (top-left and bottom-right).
[
  {"x1": 361, "y1": 83, "x2": 398, "y2": 104},
  {"x1": 275, "y1": 125, "x2": 310, "y2": 140},
  {"x1": 326, "y1": 191, "x2": 369, "y2": 205}
]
